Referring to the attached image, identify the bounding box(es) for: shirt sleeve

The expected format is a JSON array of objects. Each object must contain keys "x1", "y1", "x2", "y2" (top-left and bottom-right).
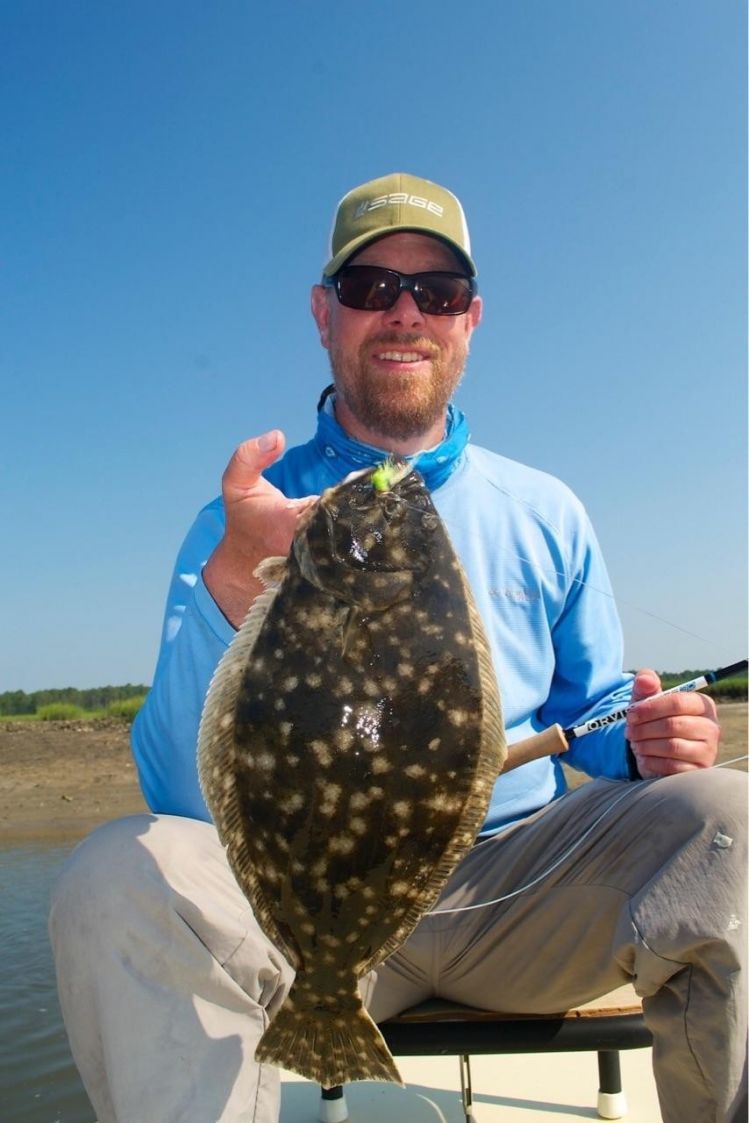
[
  {"x1": 538, "y1": 508, "x2": 635, "y2": 780},
  {"x1": 130, "y1": 500, "x2": 232, "y2": 820}
]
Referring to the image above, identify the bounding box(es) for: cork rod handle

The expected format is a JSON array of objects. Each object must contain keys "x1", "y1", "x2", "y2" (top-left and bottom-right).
[{"x1": 502, "y1": 725, "x2": 570, "y2": 774}]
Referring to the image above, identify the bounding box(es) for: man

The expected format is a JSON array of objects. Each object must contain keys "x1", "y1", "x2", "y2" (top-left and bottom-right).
[{"x1": 50, "y1": 173, "x2": 746, "y2": 1122}]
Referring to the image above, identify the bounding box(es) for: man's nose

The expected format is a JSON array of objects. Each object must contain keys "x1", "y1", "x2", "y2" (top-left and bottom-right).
[{"x1": 382, "y1": 289, "x2": 427, "y2": 328}]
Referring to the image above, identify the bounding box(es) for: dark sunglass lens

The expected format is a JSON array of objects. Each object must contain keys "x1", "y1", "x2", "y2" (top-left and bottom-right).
[
  {"x1": 414, "y1": 274, "x2": 473, "y2": 315},
  {"x1": 337, "y1": 267, "x2": 399, "y2": 311}
]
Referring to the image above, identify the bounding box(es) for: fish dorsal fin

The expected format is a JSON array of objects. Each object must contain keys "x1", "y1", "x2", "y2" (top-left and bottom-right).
[{"x1": 197, "y1": 571, "x2": 282, "y2": 825}]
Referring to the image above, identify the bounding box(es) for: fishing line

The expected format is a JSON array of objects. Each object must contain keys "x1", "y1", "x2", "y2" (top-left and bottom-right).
[
  {"x1": 396, "y1": 486, "x2": 746, "y2": 917},
  {"x1": 395, "y1": 491, "x2": 717, "y2": 647},
  {"x1": 429, "y1": 785, "x2": 638, "y2": 916},
  {"x1": 483, "y1": 533, "x2": 717, "y2": 648},
  {"x1": 430, "y1": 749, "x2": 749, "y2": 916}
]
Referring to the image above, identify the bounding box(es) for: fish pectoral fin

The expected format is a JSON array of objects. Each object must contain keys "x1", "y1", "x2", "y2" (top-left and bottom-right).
[{"x1": 254, "y1": 555, "x2": 287, "y2": 588}]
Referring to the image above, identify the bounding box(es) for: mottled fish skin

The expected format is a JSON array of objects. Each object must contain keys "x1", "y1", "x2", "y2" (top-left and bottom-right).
[{"x1": 198, "y1": 461, "x2": 505, "y2": 1088}]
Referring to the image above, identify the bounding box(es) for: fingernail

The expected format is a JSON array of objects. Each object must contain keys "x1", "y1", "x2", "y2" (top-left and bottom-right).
[{"x1": 258, "y1": 430, "x2": 278, "y2": 452}]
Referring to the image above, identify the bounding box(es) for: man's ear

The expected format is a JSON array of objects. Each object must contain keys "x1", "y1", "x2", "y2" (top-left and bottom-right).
[{"x1": 311, "y1": 284, "x2": 331, "y2": 349}]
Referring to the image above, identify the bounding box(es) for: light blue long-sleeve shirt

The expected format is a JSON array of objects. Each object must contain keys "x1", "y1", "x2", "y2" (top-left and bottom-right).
[{"x1": 132, "y1": 402, "x2": 634, "y2": 836}]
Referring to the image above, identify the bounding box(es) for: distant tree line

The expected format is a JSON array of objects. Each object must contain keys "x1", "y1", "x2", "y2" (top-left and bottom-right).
[
  {"x1": 1, "y1": 668, "x2": 745, "y2": 718},
  {"x1": 635, "y1": 670, "x2": 747, "y2": 701},
  {"x1": 0, "y1": 684, "x2": 150, "y2": 716}
]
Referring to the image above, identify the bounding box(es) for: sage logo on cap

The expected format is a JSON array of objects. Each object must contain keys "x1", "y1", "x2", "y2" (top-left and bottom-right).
[{"x1": 324, "y1": 172, "x2": 476, "y2": 278}]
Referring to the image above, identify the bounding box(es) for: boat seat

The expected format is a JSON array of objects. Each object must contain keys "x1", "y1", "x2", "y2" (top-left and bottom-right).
[{"x1": 319, "y1": 983, "x2": 651, "y2": 1122}]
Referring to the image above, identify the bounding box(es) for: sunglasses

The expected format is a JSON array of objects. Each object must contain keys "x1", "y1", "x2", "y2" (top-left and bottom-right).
[{"x1": 323, "y1": 265, "x2": 476, "y2": 316}]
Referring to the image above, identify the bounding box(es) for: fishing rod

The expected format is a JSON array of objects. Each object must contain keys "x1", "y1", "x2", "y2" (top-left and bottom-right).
[{"x1": 503, "y1": 659, "x2": 748, "y2": 772}]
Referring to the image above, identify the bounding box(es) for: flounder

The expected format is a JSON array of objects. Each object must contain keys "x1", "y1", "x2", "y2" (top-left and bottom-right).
[{"x1": 198, "y1": 459, "x2": 505, "y2": 1088}]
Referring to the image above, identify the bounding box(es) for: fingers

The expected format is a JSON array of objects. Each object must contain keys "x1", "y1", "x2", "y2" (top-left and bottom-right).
[
  {"x1": 629, "y1": 668, "x2": 661, "y2": 704},
  {"x1": 222, "y1": 431, "x2": 286, "y2": 499},
  {"x1": 626, "y1": 685, "x2": 720, "y2": 775},
  {"x1": 204, "y1": 433, "x2": 318, "y2": 628}
]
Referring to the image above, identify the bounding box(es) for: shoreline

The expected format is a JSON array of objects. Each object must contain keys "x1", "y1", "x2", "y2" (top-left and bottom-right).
[
  {"x1": 1, "y1": 705, "x2": 745, "y2": 846},
  {"x1": 0, "y1": 719, "x2": 148, "y2": 844}
]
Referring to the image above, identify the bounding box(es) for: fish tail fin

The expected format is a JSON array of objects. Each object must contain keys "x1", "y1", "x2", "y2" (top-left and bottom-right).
[{"x1": 256, "y1": 986, "x2": 402, "y2": 1088}]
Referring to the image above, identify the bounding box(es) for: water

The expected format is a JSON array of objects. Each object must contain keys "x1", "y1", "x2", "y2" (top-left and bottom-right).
[{"x1": 0, "y1": 843, "x2": 95, "y2": 1123}]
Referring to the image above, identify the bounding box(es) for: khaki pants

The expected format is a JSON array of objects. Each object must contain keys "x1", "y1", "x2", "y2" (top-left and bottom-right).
[{"x1": 49, "y1": 770, "x2": 747, "y2": 1123}]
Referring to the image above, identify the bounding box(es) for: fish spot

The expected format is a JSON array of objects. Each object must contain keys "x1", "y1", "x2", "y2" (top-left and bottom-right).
[
  {"x1": 306, "y1": 672, "x2": 322, "y2": 688},
  {"x1": 390, "y1": 881, "x2": 409, "y2": 896},
  {"x1": 334, "y1": 728, "x2": 354, "y2": 751},
  {"x1": 397, "y1": 663, "x2": 414, "y2": 678},
  {"x1": 370, "y1": 756, "x2": 391, "y2": 774},
  {"x1": 312, "y1": 739, "x2": 333, "y2": 767},
  {"x1": 219, "y1": 713, "x2": 233, "y2": 730},
  {"x1": 428, "y1": 738, "x2": 441, "y2": 751},
  {"x1": 318, "y1": 781, "x2": 342, "y2": 804},
  {"x1": 329, "y1": 834, "x2": 356, "y2": 855},
  {"x1": 279, "y1": 792, "x2": 304, "y2": 814},
  {"x1": 448, "y1": 709, "x2": 470, "y2": 727},
  {"x1": 404, "y1": 764, "x2": 426, "y2": 779},
  {"x1": 392, "y1": 800, "x2": 412, "y2": 818},
  {"x1": 349, "y1": 817, "x2": 368, "y2": 836}
]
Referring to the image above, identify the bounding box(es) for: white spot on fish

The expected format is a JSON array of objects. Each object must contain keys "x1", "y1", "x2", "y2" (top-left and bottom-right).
[
  {"x1": 713, "y1": 832, "x2": 733, "y2": 849},
  {"x1": 312, "y1": 739, "x2": 333, "y2": 767}
]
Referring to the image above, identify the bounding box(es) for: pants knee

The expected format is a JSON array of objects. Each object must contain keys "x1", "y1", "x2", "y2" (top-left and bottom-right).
[
  {"x1": 49, "y1": 814, "x2": 161, "y2": 946},
  {"x1": 676, "y1": 767, "x2": 747, "y2": 842}
]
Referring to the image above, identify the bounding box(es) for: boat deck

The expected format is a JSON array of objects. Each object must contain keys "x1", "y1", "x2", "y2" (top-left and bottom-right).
[{"x1": 280, "y1": 1046, "x2": 660, "y2": 1121}]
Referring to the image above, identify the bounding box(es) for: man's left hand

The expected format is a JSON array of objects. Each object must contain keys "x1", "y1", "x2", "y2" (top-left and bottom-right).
[{"x1": 625, "y1": 669, "x2": 721, "y2": 778}]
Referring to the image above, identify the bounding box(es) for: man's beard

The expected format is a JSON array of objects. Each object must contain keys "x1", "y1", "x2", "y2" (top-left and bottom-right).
[{"x1": 329, "y1": 332, "x2": 468, "y2": 443}]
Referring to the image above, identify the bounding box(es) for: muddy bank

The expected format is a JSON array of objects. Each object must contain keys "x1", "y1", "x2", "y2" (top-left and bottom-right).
[{"x1": 1, "y1": 705, "x2": 745, "y2": 843}]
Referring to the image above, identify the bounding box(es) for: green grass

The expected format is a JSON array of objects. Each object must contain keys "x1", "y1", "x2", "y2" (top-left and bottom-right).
[{"x1": 3, "y1": 694, "x2": 148, "y2": 724}]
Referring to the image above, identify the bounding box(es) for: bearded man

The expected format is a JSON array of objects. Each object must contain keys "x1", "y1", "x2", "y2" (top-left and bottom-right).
[{"x1": 50, "y1": 173, "x2": 746, "y2": 1123}]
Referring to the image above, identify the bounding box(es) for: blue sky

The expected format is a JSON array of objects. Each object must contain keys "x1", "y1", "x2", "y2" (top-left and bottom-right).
[{"x1": 2, "y1": 0, "x2": 746, "y2": 692}]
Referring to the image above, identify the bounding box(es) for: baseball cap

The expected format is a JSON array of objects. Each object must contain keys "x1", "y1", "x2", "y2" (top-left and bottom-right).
[{"x1": 323, "y1": 172, "x2": 476, "y2": 278}]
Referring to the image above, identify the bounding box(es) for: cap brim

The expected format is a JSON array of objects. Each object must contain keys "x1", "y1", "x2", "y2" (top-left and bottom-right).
[{"x1": 323, "y1": 227, "x2": 477, "y2": 278}]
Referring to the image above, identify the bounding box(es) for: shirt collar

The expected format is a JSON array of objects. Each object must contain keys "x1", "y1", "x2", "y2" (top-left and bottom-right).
[{"x1": 314, "y1": 393, "x2": 470, "y2": 491}]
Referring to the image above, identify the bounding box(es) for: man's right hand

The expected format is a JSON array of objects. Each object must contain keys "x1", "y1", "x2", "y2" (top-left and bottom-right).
[{"x1": 203, "y1": 430, "x2": 317, "y2": 628}]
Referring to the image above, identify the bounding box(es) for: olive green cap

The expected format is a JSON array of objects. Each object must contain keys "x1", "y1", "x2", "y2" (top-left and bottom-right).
[{"x1": 323, "y1": 172, "x2": 476, "y2": 278}]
